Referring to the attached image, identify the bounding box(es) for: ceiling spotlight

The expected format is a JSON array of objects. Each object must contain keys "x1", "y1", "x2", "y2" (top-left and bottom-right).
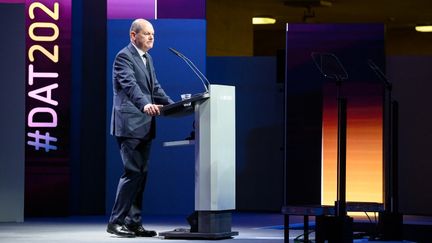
[
  {"x1": 415, "y1": 25, "x2": 432, "y2": 32},
  {"x1": 252, "y1": 17, "x2": 276, "y2": 25}
]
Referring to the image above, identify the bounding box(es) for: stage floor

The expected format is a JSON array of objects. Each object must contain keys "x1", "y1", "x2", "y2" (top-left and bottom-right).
[{"x1": 0, "y1": 213, "x2": 429, "y2": 242}]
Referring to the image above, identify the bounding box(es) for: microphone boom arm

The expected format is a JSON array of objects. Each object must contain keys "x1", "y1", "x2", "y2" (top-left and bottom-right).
[{"x1": 169, "y1": 47, "x2": 210, "y2": 92}]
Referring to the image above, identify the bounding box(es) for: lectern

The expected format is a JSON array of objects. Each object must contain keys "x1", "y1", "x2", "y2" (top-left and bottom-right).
[{"x1": 159, "y1": 84, "x2": 238, "y2": 239}]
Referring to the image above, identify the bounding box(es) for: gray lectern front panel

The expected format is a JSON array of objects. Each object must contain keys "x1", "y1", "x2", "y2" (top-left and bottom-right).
[{"x1": 195, "y1": 85, "x2": 236, "y2": 211}]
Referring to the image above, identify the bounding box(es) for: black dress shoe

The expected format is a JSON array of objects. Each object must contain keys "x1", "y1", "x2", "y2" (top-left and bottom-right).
[
  {"x1": 107, "y1": 223, "x2": 136, "y2": 237},
  {"x1": 126, "y1": 225, "x2": 157, "y2": 237}
]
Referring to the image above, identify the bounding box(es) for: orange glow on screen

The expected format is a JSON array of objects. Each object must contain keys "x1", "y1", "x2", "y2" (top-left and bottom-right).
[{"x1": 322, "y1": 83, "x2": 383, "y2": 205}]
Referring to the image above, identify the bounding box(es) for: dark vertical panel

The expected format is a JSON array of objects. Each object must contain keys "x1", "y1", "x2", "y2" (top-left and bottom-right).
[
  {"x1": 70, "y1": 0, "x2": 82, "y2": 215},
  {"x1": 284, "y1": 25, "x2": 324, "y2": 205},
  {"x1": 0, "y1": 3, "x2": 25, "y2": 222},
  {"x1": 75, "y1": 0, "x2": 107, "y2": 214},
  {"x1": 389, "y1": 56, "x2": 432, "y2": 215}
]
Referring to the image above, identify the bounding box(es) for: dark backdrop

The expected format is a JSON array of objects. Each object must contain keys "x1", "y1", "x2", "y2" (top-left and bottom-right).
[
  {"x1": 0, "y1": 3, "x2": 25, "y2": 222},
  {"x1": 70, "y1": 0, "x2": 107, "y2": 215}
]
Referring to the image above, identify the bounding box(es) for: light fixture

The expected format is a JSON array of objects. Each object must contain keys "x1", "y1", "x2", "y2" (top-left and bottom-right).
[
  {"x1": 252, "y1": 17, "x2": 276, "y2": 25},
  {"x1": 415, "y1": 25, "x2": 432, "y2": 32}
]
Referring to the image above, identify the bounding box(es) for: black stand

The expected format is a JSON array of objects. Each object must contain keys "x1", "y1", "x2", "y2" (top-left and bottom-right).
[
  {"x1": 312, "y1": 53, "x2": 353, "y2": 242},
  {"x1": 315, "y1": 85, "x2": 353, "y2": 243},
  {"x1": 377, "y1": 100, "x2": 402, "y2": 240},
  {"x1": 368, "y1": 60, "x2": 403, "y2": 240},
  {"x1": 159, "y1": 211, "x2": 238, "y2": 240}
]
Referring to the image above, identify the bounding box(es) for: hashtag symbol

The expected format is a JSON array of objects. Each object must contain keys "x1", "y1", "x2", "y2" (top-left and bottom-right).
[{"x1": 27, "y1": 130, "x2": 58, "y2": 152}]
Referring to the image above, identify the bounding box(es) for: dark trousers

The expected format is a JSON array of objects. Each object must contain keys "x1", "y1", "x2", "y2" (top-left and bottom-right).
[{"x1": 109, "y1": 137, "x2": 152, "y2": 226}]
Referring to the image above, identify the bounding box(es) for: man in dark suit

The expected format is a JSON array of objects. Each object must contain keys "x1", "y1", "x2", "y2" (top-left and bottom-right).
[{"x1": 107, "y1": 18, "x2": 173, "y2": 238}]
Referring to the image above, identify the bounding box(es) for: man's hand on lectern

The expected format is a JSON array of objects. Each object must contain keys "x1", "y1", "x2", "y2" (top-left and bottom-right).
[{"x1": 144, "y1": 104, "x2": 163, "y2": 116}]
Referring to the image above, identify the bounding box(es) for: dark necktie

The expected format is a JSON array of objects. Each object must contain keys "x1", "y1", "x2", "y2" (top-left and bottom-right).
[
  {"x1": 143, "y1": 53, "x2": 151, "y2": 73},
  {"x1": 143, "y1": 53, "x2": 154, "y2": 101}
]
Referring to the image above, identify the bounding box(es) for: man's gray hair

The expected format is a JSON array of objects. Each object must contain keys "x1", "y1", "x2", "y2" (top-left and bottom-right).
[{"x1": 130, "y1": 19, "x2": 148, "y2": 33}]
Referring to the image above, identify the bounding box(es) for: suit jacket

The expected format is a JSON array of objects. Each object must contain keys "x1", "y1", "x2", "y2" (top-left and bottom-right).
[{"x1": 110, "y1": 43, "x2": 173, "y2": 139}]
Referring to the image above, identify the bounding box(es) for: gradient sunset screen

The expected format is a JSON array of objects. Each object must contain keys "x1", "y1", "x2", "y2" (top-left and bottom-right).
[{"x1": 322, "y1": 82, "x2": 383, "y2": 205}]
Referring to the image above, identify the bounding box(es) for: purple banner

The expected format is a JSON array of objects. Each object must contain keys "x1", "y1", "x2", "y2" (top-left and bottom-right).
[
  {"x1": 108, "y1": 0, "x2": 155, "y2": 19},
  {"x1": 157, "y1": 0, "x2": 205, "y2": 19},
  {"x1": 25, "y1": 0, "x2": 71, "y2": 215},
  {"x1": 107, "y1": 0, "x2": 205, "y2": 19}
]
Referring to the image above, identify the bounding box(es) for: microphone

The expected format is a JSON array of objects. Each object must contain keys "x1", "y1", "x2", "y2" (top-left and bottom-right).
[{"x1": 169, "y1": 47, "x2": 210, "y2": 92}]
